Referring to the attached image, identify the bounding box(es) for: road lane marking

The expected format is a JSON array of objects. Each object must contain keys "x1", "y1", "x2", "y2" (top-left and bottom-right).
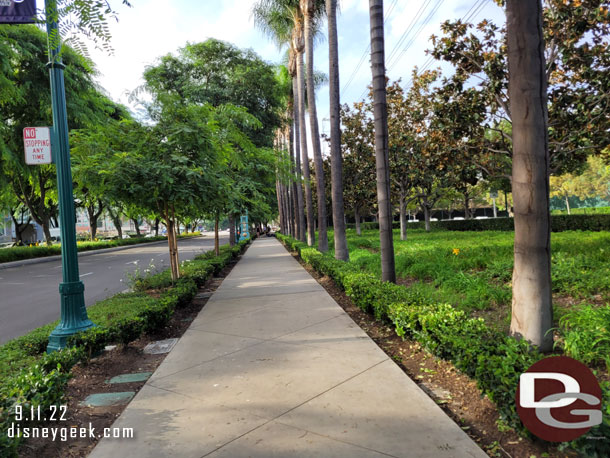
[{"x1": 80, "y1": 272, "x2": 93, "y2": 277}]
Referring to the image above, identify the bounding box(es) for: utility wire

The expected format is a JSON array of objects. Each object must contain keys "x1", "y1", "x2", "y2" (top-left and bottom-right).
[
  {"x1": 340, "y1": 0, "x2": 400, "y2": 98},
  {"x1": 401, "y1": 0, "x2": 490, "y2": 92}
]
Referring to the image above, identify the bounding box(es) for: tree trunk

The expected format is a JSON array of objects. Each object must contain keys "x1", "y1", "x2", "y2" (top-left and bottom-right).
[
  {"x1": 423, "y1": 202, "x2": 431, "y2": 232},
  {"x1": 507, "y1": 0, "x2": 553, "y2": 352},
  {"x1": 229, "y1": 214, "x2": 236, "y2": 247},
  {"x1": 369, "y1": 0, "x2": 396, "y2": 283},
  {"x1": 170, "y1": 205, "x2": 181, "y2": 281},
  {"x1": 11, "y1": 208, "x2": 31, "y2": 245},
  {"x1": 214, "y1": 213, "x2": 220, "y2": 256},
  {"x1": 292, "y1": 77, "x2": 306, "y2": 242},
  {"x1": 166, "y1": 213, "x2": 179, "y2": 282},
  {"x1": 296, "y1": 48, "x2": 315, "y2": 247},
  {"x1": 109, "y1": 208, "x2": 123, "y2": 239},
  {"x1": 354, "y1": 206, "x2": 361, "y2": 236},
  {"x1": 282, "y1": 184, "x2": 290, "y2": 235},
  {"x1": 399, "y1": 188, "x2": 407, "y2": 241},
  {"x1": 154, "y1": 218, "x2": 159, "y2": 237},
  {"x1": 303, "y1": 2, "x2": 328, "y2": 252},
  {"x1": 87, "y1": 201, "x2": 103, "y2": 241},
  {"x1": 565, "y1": 195, "x2": 571, "y2": 215},
  {"x1": 464, "y1": 193, "x2": 470, "y2": 219},
  {"x1": 131, "y1": 218, "x2": 141, "y2": 236},
  {"x1": 276, "y1": 179, "x2": 284, "y2": 233},
  {"x1": 88, "y1": 213, "x2": 97, "y2": 240},
  {"x1": 504, "y1": 191, "x2": 509, "y2": 213},
  {"x1": 288, "y1": 121, "x2": 296, "y2": 238},
  {"x1": 327, "y1": 0, "x2": 349, "y2": 261}
]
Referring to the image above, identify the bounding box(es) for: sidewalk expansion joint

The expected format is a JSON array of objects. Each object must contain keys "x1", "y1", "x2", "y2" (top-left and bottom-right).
[
  {"x1": 199, "y1": 358, "x2": 392, "y2": 458},
  {"x1": 209, "y1": 287, "x2": 323, "y2": 301}
]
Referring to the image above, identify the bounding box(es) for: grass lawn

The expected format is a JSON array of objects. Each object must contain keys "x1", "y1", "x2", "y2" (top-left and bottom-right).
[{"x1": 327, "y1": 228, "x2": 610, "y2": 370}]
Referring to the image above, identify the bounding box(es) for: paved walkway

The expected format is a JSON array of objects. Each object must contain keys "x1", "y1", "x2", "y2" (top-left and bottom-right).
[{"x1": 90, "y1": 238, "x2": 486, "y2": 458}]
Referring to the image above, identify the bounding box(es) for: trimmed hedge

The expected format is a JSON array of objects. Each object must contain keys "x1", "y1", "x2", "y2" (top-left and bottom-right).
[
  {"x1": 0, "y1": 238, "x2": 250, "y2": 456},
  {"x1": 277, "y1": 233, "x2": 610, "y2": 454},
  {"x1": 0, "y1": 232, "x2": 203, "y2": 265},
  {"x1": 345, "y1": 214, "x2": 610, "y2": 232}
]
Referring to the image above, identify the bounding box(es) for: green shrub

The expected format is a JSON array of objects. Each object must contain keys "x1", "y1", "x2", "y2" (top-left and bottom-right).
[
  {"x1": 162, "y1": 278, "x2": 197, "y2": 308},
  {"x1": 343, "y1": 214, "x2": 610, "y2": 232},
  {"x1": 278, "y1": 233, "x2": 610, "y2": 454},
  {"x1": 559, "y1": 305, "x2": 610, "y2": 370}
]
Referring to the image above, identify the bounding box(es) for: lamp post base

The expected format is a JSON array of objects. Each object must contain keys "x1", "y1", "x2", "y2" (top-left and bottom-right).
[{"x1": 47, "y1": 281, "x2": 95, "y2": 353}]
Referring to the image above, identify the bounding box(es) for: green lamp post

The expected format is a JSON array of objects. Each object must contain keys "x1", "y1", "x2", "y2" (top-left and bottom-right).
[{"x1": 45, "y1": 0, "x2": 95, "y2": 353}]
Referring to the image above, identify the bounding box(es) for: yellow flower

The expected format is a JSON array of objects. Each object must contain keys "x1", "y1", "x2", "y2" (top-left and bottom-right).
[{"x1": 452, "y1": 248, "x2": 460, "y2": 256}]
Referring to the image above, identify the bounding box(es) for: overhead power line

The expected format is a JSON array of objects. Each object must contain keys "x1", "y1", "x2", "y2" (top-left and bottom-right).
[{"x1": 340, "y1": 0, "x2": 400, "y2": 98}]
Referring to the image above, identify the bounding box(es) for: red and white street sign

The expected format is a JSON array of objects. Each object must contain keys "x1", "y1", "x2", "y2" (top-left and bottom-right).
[{"x1": 23, "y1": 127, "x2": 52, "y2": 165}]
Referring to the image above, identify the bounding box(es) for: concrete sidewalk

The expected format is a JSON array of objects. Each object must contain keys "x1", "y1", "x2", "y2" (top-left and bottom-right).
[{"x1": 90, "y1": 238, "x2": 486, "y2": 458}]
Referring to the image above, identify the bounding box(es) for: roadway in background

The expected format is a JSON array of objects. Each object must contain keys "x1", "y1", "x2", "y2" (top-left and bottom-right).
[{"x1": 0, "y1": 233, "x2": 228, "y2": 344}]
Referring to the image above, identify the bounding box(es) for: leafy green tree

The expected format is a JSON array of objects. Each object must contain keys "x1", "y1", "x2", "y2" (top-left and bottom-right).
[
  {"x1": 340, "y1": 103, "x2": 376, "y2": 235},
  {"x1": 550, "y1": 155, "x2": 610, "y2": 213},
  {"x1": 142, "y1": 39, "x2": 282, "y2": 149},
  {"x1": 430, "y1": 0, "x2": 610, "y2": 175},
  {"x1": 0, "y1": 25, "x2": 110, "y2": 244},
  {"x1": 100, "y1": 105, "x2": 220, "y2": 281}
]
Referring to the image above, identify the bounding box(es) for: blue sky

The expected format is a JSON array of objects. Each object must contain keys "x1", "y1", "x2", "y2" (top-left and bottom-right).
[{"x1": 88, "y1": 0, "x2": 505, "y2": 151}]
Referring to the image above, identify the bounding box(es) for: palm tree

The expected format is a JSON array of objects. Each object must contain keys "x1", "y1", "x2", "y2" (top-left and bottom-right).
[
  {"x1": 293, "y1": 17, "x2": 317, "y2": 246},
  {"x1": 506, "y1": 0, "x2": 553, "y2": 352},
  {"x1": 368, "y1": 0, "x2": 396, "y2": 283},
  {"x1": 326, "y1": 0, "x2": 348, "y2": 261},
  {"x1": 252, "y1": 0, "x2": 307, "y2": 242},
  {"x1": 290, "y1": 47, "x2": 306, "y2": 242},
  {"x1": 301, "y1": 0, "x2": 328, "y2": 252}
]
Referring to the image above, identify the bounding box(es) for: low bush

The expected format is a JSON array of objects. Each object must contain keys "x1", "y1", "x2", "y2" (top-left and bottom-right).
[
  {"x1": 559, "y1": 305, "x2": 610, "y2": 370},
  {"x1": 344, "y1": 214, "x2": 610, "y2": 232},
  {"x1": 0, "y1": 232, "x2": 205, "y2": 265},
  {"x1": 278, "y1": 234, "x2": 609, "y2": 455}
]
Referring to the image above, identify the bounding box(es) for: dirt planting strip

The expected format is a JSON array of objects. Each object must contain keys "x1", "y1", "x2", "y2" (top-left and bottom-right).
[{"x1": 18, "y1": 254, "x2": 244, "y2": 458}]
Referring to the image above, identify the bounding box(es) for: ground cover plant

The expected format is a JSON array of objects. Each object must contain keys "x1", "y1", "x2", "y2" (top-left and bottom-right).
[
  {"x1": 277, "y1": 231, "x2": 610, "y2": 456},
  {"x1": 0, "y1": 232, "x2": 202, "y2": 264},
  {"x1": 0, "y1": 239, "x2": 249, "y2": 456}
]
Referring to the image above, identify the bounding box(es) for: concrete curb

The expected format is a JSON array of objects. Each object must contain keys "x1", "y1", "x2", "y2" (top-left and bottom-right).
[{"x1": 0, "y1": 236, "x2": 206, "y2": 271}]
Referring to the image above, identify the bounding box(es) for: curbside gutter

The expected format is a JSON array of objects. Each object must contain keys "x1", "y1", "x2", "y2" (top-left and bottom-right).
[{"x1": 0, "y1": 236, "x2": 206, "y2": 271}]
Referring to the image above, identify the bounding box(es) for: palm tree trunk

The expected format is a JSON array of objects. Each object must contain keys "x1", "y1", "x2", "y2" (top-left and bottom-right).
[
  {"x1": 293, "y1": 77, "x2": 306, "y2": 242},
  {"x1": 276, "y1": 179, "x2": 284, "y2": 232},
  {"x1": 288, "y1": 117, "x2": 298, "y2": 238},
  {"x1": 282, "y1": 184, "x2": 290, "y2": 234},
  {"x1": 214, "y1": 213, "x2": 220, "y2": 256},
  {"x1": 327, "y1": 0, "x2": 349, "y2": 261},
  {"x1": 296, "y1": 49, "x2": 315, "y2": 247},
  {"x1": 303, "y1": 3, "x2": 328, "y2": 252},
  {"x1": 369, "y1": 0, "x2": 396, "y2": 283},
  {"x1": 507, "y1": 0, "x2": 553, "y2": 352}
]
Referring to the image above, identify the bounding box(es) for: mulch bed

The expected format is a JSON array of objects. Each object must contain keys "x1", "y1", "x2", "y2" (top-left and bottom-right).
[
  {"x1": 18, "y1": 251, "x2": 245, "y2": 458},
  {"x1": 289, "y1": 250, "x2": 577, "y2": 458}
]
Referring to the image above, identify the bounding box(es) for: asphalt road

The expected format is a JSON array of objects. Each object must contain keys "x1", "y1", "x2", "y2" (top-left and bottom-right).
[{"x1": 0, "y1": 234, "x2": 228, "y2": 344}]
